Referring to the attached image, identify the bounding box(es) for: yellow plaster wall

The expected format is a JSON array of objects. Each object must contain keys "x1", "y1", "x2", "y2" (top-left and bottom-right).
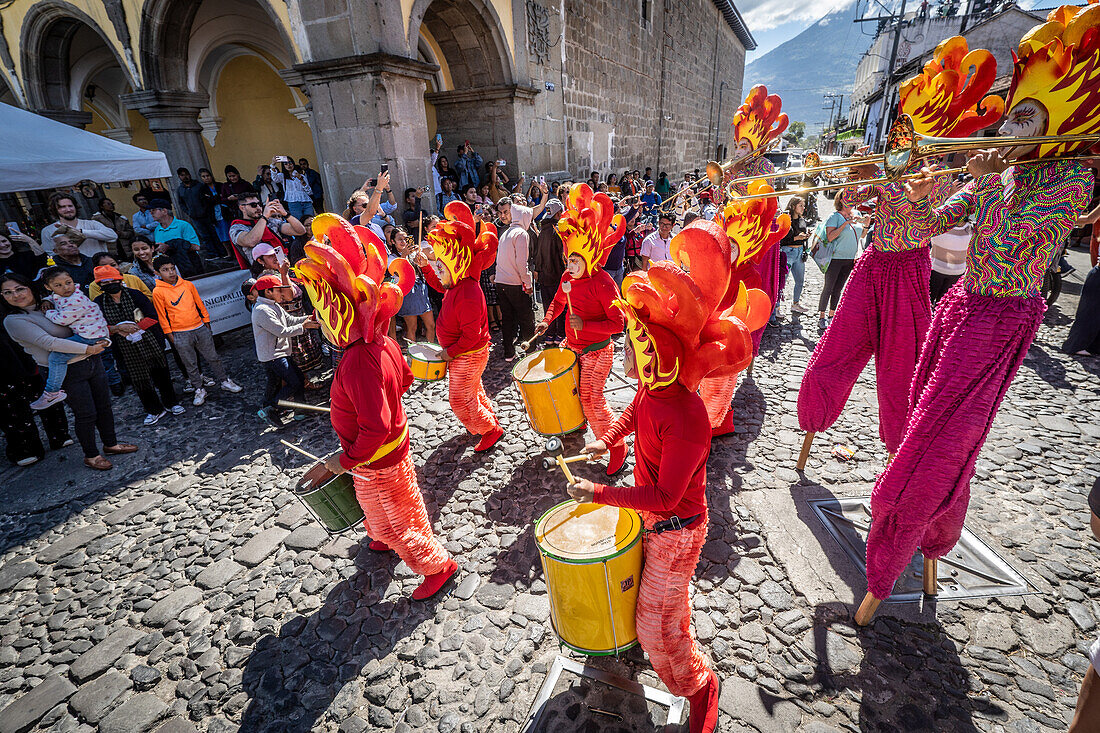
[{"x1": 201, "y1": 54, "x2": 316, "y2": 181}]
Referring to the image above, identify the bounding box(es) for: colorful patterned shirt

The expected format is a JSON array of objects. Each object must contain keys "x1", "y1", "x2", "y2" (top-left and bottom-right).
[
  {"x1": 912, "y1": 160, "x2": 1093, "y2": 298},
  {"x1": 730, "y1": 157, "x2": 775, "y2": 196},
  {"x1": 843, "y1": 173, "x2": 952, "y2": 253}
]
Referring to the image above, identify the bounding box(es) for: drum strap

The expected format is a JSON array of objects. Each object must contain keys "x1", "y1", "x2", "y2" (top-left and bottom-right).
[
  {"x1": 352, "y1": 425, "x2": 409, "y2": 470},
  {"x1": 580, "y1": 339, "x2": 611, "y2": 355},
  {"x1": 648, "y1": 513, "x2": 702, "y2": 534}
]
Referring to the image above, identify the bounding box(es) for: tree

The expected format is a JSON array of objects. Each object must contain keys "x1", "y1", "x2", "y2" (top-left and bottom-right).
[{"x1": 784, "y1": 120, "x2": 807, "y2": 146}]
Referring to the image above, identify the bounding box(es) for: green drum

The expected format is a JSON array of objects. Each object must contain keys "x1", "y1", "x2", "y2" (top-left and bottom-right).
[{"x1": 295, "y1": 473, "x2": 364, "y2": 534}]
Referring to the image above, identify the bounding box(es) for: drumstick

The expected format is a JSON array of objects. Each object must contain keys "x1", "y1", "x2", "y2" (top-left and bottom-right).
[
  {"x1": 280, "y1": 439, "x2": 323, "y2": 462},
  {"x1": 278, "y1": 400, "x2": 331, "y2": 413},
  {"x1": 554, "y1": 456, "x2": 577, "y2": 485}
]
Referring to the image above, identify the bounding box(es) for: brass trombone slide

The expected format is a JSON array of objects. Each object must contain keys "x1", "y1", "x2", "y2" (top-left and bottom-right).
[{"x1": 656, "y1": 139, "x2": 779, "y2": 213}]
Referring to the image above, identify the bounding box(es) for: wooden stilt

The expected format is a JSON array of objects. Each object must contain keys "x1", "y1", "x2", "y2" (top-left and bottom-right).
[
  {"x1": 854, "y1": 592, "x2": 881, "y2": 626},
  {"x1": 923, "y1": 557, "x2": 938, "y2": 596},
  {"x1": 796, "y1": 431, "x2": 815, "y2": 471},
  {"x1": 886, "y1": 452, "x2": 895, "y2": 467}
]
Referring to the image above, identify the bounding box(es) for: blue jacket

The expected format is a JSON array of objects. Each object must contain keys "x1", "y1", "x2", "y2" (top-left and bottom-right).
[{"x1": 454, "y1": 152, "x2": 483, "y2": 190}]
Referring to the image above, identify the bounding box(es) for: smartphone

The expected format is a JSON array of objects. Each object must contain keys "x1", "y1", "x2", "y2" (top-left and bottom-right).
[
  {"x1": 368, "y1": 178, "x2": 378, "y2": 188},
  {"x1": 275, "y1": 155, "x2": 290, "y2": 163},
  {"x1": 497, "y1": 159, "x2": 506, "y2": 167},
  {"x1": 380, "y1": 164, "x2": 389, "y2": 174},
  {"x1": 538, "y1": 175, "x2": 546, "y2": 185},
  {"x1": 435, "y1": 133, "x2": 443, "y2": 145},
  {"x1": 521, "y1": 171, "x2": 526, "y2": 180},
  {"x1": 5, "y1": 221, "x2": 21, "y2": 236}
]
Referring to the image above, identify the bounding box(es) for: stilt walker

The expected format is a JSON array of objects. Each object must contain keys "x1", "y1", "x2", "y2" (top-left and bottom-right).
[
  {"x1": 857, "y1": 8, "x2": 1100, "y2": 624},
  {"x1": 567, "y1": 220, "x2": 767, "y2": 733},
  {"x1": 532, "y1": 185, "x2": 628, "y2": 473},
  {"x1": 727, "y1": 85, "x2": 789, "y2": 358},
  {"x1": 296, "y1": 215, "x2": 458, "y2": 600},
  {"x1": 699, "y1": 181, "x2": 790, "y2": 435},
  {"x1": 796, "y1": 37, "x2": 1005, "y2": 470},
  {"x1": 420, "y1": 201, "x2": 505, "y2": 452}
]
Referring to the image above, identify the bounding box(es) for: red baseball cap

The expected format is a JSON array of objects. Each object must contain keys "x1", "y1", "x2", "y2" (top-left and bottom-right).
[{"x1": 253, "y1": 274, "x2": 286, "y2": 292}]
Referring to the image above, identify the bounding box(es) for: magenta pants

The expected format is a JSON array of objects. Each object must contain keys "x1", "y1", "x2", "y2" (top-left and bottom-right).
[
  {"x1": 797, "y1": 247, "x2": 932, "y2": 453},
  {"x1": 750, "y1": 245, "x2": 784, "y2": 355},
  {"x1": 864, "y1": 284, "x2": 1045, "y2": 599}
]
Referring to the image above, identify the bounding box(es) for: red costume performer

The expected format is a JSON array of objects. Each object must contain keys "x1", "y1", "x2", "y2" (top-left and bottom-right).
[
  {"x1": 698, "y1": 180, "x2": 789, "y2": 434},
  {"x1": 570, "y1": 220, "x2": 769, "y2": 733},
  {"x1": 296, "y1": 214, "x2": 457, "y2": 600},
  {"x1": 421, "y1": 201, "x2": 504, "y2": 452},
  {"x1": 858, "y1": 7, "x2": 1100, "y2": 622},
  {"x1": 535, "y1": 185, "x2": 627, "y2": 473},
  {"x1": 799, "y1": 37, "x2": 1004, "y2": 456},
  {"x1": 729, "y1": 85, "x2": 789, "y2": 358}
]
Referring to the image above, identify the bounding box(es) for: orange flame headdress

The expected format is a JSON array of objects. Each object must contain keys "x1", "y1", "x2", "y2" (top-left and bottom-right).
[
  {"x1": 556, "y1": 185, "x2": 625, "y2": 277},
  {"x1": 898, "y1": 36, "x2": 1005, "y2": 137},
  {"x1": 1007, "y1": 1, "x2": 1100, "y2": 157},
  {"x1": 714, "y1": 180, "x2": 791, "y2": 292},
  {"x1": 616, "y1": 221, "x2": 772, "y2": 391},
  {"x1": 425, "y1": 201, "x2": 498, "y2": 286},
  {"x1": 731, "y1": 85, "x2": 789, "y2": 152},
  {"x1": 294, "y1": 213, "x2": 415, "y2": 348}
]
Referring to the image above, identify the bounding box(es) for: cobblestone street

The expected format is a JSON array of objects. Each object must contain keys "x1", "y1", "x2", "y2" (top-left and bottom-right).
[{"x1": 1, "y1": 245, "x2": 1097, "y2": 733}]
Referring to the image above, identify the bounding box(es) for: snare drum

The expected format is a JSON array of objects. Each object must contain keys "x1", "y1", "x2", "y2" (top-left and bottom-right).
[
  {"x1": 295, "y1": 472, "x2": 365, "y2": 534},
  {"x1": 512, "y1": 348, "x2": 585, "y2": 435},
  {"x1": 407, "y1": 342, "x2": 447, "y2": 381},
  {"x1": 535, "y1": 500, "x2": 642, "y2": 655}
]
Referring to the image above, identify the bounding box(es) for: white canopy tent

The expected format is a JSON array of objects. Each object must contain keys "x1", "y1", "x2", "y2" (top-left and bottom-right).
[{"x1": 0, "y1": 102, "x2": 170, "y2": 193}]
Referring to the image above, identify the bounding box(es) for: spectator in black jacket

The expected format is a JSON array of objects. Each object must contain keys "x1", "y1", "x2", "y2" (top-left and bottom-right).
[{"x1": 176, "y1": 167, "x2": 221, "y2": 260}]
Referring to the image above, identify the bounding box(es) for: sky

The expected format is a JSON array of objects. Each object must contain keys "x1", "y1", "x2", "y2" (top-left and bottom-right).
[{"x1": 741, "y1": 0, "x2": 855, "y2": 59}]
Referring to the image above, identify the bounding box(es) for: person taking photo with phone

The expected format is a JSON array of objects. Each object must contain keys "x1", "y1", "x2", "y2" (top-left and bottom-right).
[{"x1": 229, "y1": 193, "x2": 306, "y2": 266}]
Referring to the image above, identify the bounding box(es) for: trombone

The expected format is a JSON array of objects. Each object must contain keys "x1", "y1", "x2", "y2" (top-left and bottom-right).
[
  {"x1": 726, "y1": 114, "x2": 1100, "y2": 202},
  {"x1": 656, "y1": 138, "x2": 780, "y2": 213}
]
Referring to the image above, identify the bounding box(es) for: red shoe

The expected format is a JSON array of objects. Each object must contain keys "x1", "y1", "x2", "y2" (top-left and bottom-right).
[
  {"x1": 606, "y1": 442, "x2": 628, "y2": 475},
  {"x1": 368, "y1": 540, "x2": 391, "y2": 552},
  {"x1": 711, "y1": 411, "x2": 735, "y2": 437},
  {"x1": 474, "y1": 427, "x2": 504, "y2": 452},
  {"x1": 687, "y1": 670, "x2": 721, "y2": 733},
  {"x1": 412, "y1": 559, "x2": 458, "y2": 600}
]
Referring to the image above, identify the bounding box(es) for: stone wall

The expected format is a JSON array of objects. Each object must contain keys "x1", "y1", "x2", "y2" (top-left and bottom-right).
[{"x1": 561, "y1": 0, "x2": 744, "y2": 181}]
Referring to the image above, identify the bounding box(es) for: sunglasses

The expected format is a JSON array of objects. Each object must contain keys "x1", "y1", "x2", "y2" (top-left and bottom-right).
[{"x1": 242, "y1": 201, "x2": 262, "y2": 208}]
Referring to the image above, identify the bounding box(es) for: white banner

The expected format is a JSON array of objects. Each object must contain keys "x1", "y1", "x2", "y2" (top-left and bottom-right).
[{"x1": 193, "y1": 269, "x2": 250, "y2": 335}]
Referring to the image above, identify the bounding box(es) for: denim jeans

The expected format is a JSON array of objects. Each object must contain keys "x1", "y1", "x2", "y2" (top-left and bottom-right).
[
  {"x1": 45, "y1": 335, "x2": 100, "y2": 393},
  {"x1": 781, "y1": 246, "x2": 806, "y2": 304},
  {"x1": 262, "y1": 357, "x2": 305, "y2": 409},
  {"x1": 287, "y1": 200, "x2": 315, "y2": 221}
]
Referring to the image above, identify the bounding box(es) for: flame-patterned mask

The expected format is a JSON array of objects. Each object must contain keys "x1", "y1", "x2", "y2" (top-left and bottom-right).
[
  {"x1": 899, "y1": 36, "x2": 1005, "y2": 138},
  {"x1": 294, "y1": 213, "x2": 414, "y2": 348},
  {"x1": 556, "y1": 185, "x2": 625, "y2": 277},
  {"x1": 715, "y1": 180, "x2": 792, "y2": 271},
  {"x1": 1007, "y1": 1, "x2": 1100, "y2": 157},
  {"x1": 425, "y1": 200, "x2": 498, "y2": 286},
  {"x1": 616, "y1": 221, "x2": 770, "y2": 391},
  {"x1": 731, "y1": 85, "x2": 789, "y2": 152}
]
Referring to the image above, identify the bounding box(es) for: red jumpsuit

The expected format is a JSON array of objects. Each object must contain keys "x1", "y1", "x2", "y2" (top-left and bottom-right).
[
  {"x1": 542, "y1": 270, "x2": 624, "y2": 446},
  {"x1": 593, "y1": 383, "x2": 713, "y2": 699},
  {"x1": 330, "y1": 337, "x2": 450, "y2": 576},
  {"x1": 436, "y1": 278, "x2": 499, "y2": 437}
]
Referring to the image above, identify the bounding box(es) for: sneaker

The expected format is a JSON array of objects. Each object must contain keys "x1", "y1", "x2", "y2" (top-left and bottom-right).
[
  {"x1": 192, "y1": 387, "x2": 207, "y2": 406},
  {"x1": 792, "y1": 302, "x2": 808, "y2": 314},
  {"x1": 170, "y1": 404, "x2": 186, "y2": 416},
  {"x1": 182, "y1": 383, "x2": 195, "y2": 394},
  {"x1": 15, "y1": 456, "x2": 39, "y2": 467},
  {"x1": 1060, "y1": 264, "x2": 1076, "y2": 276},
  {"x1": 201, "y1": 375, "x2": 217, "y2": 387},
  {"x1": 818, "y1": 317, "x2": 828, "y2": 331},
  {"x1": 286, "y1": 411, "x2": 308, "y2": 422},
  {"x1": 31, "y1": 390, "x2": 66, "y2": 410},
  {"x1": 220, "y1": 378, "x2": 243, "y2": 393},
  {"x1": 257, "y1": 407, "x2": 284, "y2": 427},
  {"x1": 143, "y1": 411, "x2": 167, "y2": 426},
  {"x1": 61, "y1": 438, "x2": 74, "y2": 448}
]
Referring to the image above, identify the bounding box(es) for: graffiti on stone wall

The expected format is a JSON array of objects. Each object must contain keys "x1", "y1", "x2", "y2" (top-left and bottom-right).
[{"x1": 527, "y1": 0, "x2": 552, "y2": 65}]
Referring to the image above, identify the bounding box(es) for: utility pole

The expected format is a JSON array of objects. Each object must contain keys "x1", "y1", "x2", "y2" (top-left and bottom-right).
[{"x1": 854, "y1": 0, "x2": 909, "y2": 151}]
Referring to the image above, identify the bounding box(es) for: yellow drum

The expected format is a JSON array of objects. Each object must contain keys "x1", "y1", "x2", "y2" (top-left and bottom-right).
[
  {"x1": 512, "y1": 348, "x2": 585, "y2": 435},
  {"x1": 407, "y1": 342, "x2": 447, "y2": 381},
  {"x1": 535, "y1": 500, "x2": 643, "y2": 656}
]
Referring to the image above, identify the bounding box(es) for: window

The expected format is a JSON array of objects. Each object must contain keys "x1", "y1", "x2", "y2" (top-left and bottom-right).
[{"x1": 641, "y1": 0, "x2": 652, "y2": 24}]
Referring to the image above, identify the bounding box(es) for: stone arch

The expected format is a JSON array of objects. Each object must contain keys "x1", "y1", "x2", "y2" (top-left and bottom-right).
[
  {"x1": 20, "y1": 1, "x2": 136, "y2": 111},
  {"x1": 408, "y1": 0, "x2": 515, "y2": 89},
  {"x1": 139, "y1": 0, "x2": 296, "y2": 91}
]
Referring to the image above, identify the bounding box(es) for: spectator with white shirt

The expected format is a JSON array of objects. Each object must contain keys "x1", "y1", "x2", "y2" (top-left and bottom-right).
[
  {"x1": 494, "y1": 185, "x2": 549, "y2": 361},
  {"x1": 271, "y1": 156, "x2": 315, "y2": 221},
  {"x1": 640, "y1": 213, "x2": 675, "y2": 269},
  {"x1": 929, "y1": 222, "x2": 971, "y2": 305},
  {"x1": 41, "y1": 193, "x2": 117, "y2": 257}
]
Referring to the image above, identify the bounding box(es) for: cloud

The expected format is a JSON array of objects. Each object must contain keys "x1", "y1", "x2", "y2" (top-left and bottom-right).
[{"x1": 738, "y1": 0, "x2": 855, "y2": 32}]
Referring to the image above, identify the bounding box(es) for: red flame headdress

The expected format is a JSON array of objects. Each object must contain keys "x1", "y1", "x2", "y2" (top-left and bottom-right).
[
  {"x1": 556, "y1": 185, "x2": 625, "y2": 277},
  {"x1": 731, "y1": 85, "x2": 789, "y2": 153},
  {"x1": 294, "y1": 213, "x2": 414, "y2": 348},
  {"x1": 898, "y1": 36, "x2": 1005, "y2": 137},
  {"x1": 616, "y1": 221, "x2": 771, "y2": 391},
  {"x1": 1007, "y1": 0, "x2": 1100, "y2": 157},
  {"x1": 424, "y1": 201, "x2": 498, "y2": 287},
  {"x1": 713, "y1": 180, "x2": 791, "y2": 291}
]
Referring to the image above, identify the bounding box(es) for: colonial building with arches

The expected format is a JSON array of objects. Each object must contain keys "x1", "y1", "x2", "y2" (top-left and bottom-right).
[{"x1": 1, "y1": 0, "x2": 753, "y2": 213}]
